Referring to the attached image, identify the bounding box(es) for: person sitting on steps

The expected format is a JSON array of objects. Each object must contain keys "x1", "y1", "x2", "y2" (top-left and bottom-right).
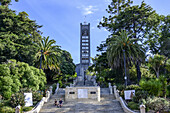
[
  {"x1": 59, "y1": 99, "x2": 63, "y2": 108},
  {"x1": 54, "y1": 99, "x2": 58, "y2": 107}
]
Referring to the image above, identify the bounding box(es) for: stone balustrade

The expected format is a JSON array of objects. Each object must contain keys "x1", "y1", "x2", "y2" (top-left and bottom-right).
[
  {"x1": 113, "y1": 85, "x2": 146, "y2": 113},
  {"x1": 16, "y1": 83, "x2": 60, "y2": 113}
]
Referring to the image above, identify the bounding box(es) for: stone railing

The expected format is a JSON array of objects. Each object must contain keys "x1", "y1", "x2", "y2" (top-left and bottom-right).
[
  {"x1": 16, "y1": 83, "x2": 59, "y2": 113},
  {"x1": 113, "y1": 86, "x2": 145, "y2": 113}
]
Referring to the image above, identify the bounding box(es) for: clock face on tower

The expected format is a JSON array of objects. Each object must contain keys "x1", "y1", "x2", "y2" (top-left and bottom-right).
[{"x1": 82, "y1": 25, "x2": 89, "y2": 36}]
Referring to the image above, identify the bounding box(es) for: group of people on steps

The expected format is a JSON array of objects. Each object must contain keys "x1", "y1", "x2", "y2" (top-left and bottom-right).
[{"x1": 54, "y1": 99, "x2": 63, "y2": 108}]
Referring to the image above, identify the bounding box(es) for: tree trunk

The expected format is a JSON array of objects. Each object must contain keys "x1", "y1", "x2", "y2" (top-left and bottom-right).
[
  {"x1": 136, "y1": 62, "x2": 141, "y2": 84},
  {"x1": 156, "y1": 70, "x2": 159, "y2": 78}
]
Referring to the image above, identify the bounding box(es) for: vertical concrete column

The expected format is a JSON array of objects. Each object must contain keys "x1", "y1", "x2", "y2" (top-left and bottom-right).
[{"x1": 140, "y1": 104, "x2": 146, "y2": 113}]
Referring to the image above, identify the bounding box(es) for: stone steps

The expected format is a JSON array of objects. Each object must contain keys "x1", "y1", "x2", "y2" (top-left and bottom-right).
[
  {"x1": 76, "y1": 80, "x2": 94, "y2": 86},
  {"x1": 40, "y1": 91, "x2": 125, "y2": 113}
]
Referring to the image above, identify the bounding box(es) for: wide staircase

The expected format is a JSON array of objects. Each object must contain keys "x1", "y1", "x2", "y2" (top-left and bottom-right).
[
  {"x1": 75, "y1": 80, "x2": 94, "y2": 86},
  {"x1": 40, "y1": 87, "x2": 125, "y2": 113}
]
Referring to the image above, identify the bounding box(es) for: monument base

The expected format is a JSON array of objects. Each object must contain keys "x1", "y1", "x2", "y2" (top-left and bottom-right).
[{"x1": 65, "y1": 86, "x2": 100, "y2": 101}]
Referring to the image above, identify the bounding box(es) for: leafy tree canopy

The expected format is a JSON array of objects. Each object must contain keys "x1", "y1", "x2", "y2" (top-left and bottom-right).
[
  {"x1": 0, "y1": 59, "x2": 46, "y2": 99},
  {"x1": 0, "y1": 4, "x2": 42, "y2": 65}
]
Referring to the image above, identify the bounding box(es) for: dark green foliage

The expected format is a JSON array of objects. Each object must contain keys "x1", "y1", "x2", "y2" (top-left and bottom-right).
[
  {"x1": 139, "y1": 79, "x2": 162, "y2": 96},
  {"x1": 52, "y1": 83, "x2": 57, "y2": 94},
  {"x1": 32, "y1": 91, "x2": 43, "y2": 105},
  {"x1": 22, "y1": 106, "x2": 33, "y2": 112},
  {"x1": 60, "y1": 50, "x2": 76, "y2": 76},
  {"x1": 0, "y1": 5, "x2": 42, "y2": 65},
  {"x1": 132, "y1": 90, "x2": 148, "y2": 103},
  {"x1": 129, "y1": 65, "x2": 155, "y2": 83},
  {"x1": 167, "y1": 85, "x2": 170, "y2": 97},
  {"x1": 127, "y1": 101, "x2": 139, "y2": 110},
  {"x1": 10, "y1": 91, "x2": 25, "y2": 108},
  {"x1": 0, "y1": 106, "x2": 15, "y2": 113},
  {"x1": 142, "y1": 97, "x2": 169, "y2": 112},
  {"x1": 159, "y1": 76, "x2": 167, "y2": 97},
  {"x1": 117, "y1": 84, "x2": 125, "y2": 91}
]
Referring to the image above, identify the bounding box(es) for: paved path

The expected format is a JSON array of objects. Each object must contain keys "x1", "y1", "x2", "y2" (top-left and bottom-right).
[{"x1": 40, "y1": 88, "x2": 125, "y2": 113}]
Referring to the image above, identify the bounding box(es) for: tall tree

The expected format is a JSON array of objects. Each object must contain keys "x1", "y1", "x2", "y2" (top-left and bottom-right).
[
  {"x1": 148, "y1": 15, "x2": 170, "y2": 58},
  {"x1": 35, "y1": 36, "x2": 60, "y2": 71},
  {"x1": 0, "y1": 5, "x2": 42, "y2": 65},
  {"x1": 0, "y1": 0, "x2": 19, "y2": 6},
  {"x1": 107, "y1": 30, "x2": 145, "y2": 82},
  {"x1": 148, "y1": 54, "x2": 166, "y2": 78},
  {"x1": 98, "y1": 0, "x2": 160, "y2": 81}
]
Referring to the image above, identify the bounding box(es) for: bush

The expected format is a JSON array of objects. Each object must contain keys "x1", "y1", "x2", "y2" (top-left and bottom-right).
[
  {"x1": 167, "y1": 85, "x2": 170, "y2": 97},
  {"x1": 132, "y1": 90, "x2": 148, "y2": 103},
  {"x1": 139, "y1": 79, "x2": 162, "y2": 96},
  {"x1": 143, "y1": 97, "x2": 169, "y2": 112},
  {"x1": 23, "y1": 106, "x2": 33, "y2": 111},
  {"x1": 32, "y1": 91, "x2": 43, "y2": 105},
  {"x1": 52, "y1": 83, "x2": 57, "y2": 94},
  {"x1": 125, "y1": 85, "x2": 141, "y2": 90},
  {"x1": 117, "y1": 84, "x2": 125, "y2": 91},
  {"x1": 10, "y1": 91, "x2": 25, "y2": 107},
  {"x1": 0, "y1": 106, "x2": 15, "y2": 113},
  {"x1": 159, "y1": 76, "x2": 167, "y2": 97},
  {"x1": 127, "y1": 101, "x2": 139, "y2": 110}
]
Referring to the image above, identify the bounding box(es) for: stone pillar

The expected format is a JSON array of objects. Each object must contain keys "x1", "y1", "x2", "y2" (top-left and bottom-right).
[
  {"x1": 108, "y1": 83, "x2": 113, "y2": 94},
  {"x1": 70, "y1": 84, "x2": 73, "y2": 87},
  {"x1": 113, "y1": 85, "x2": 118, "y2": 99},
  {"x1": 15, "y1": 105, "x2": 21, "y2": 113},
  {"x1": 57, "y1": 83, "x2": 59, "y2": 88},
  {"x1": 140, "y1": 104, "x2": 146, "y2": 113},
  {"x1": 49, "y1": 86, "x2": 53, "y2": 95},
  {"x1": 108, "y1": 83, "x2": 111, "y2": 87}
]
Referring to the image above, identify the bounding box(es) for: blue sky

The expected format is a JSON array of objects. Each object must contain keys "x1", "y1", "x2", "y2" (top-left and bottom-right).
[{"x1": 10, "y1": 0, "x2": 170, "y2": 64}]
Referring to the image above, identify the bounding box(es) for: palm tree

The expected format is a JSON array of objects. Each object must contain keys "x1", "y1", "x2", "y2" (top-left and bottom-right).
[
  {"x1": 107, "y1": 30, "x2": 145, "y2": 82},
  {"x1": 35, "y1": 36, "x2": 60, "y2": 71}
]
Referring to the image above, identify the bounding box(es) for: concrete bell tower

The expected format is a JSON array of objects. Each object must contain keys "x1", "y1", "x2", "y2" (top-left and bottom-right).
[{"x1": 80, "y1": 22, "x2": 91, "y2": 79}]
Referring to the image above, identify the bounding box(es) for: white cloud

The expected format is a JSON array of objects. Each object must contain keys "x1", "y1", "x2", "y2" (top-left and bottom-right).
[{"x1": 77, "y1": 5, "x2": 98, "y2": 15}]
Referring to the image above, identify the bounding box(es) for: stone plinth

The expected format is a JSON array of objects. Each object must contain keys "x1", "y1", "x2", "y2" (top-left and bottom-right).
[{"x1": 65, "y1": 86, "x2": 100, "y2": 101}]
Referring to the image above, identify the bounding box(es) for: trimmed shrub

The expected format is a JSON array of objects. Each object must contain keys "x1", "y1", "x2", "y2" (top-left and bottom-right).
[
  {"x1": 125, "y1": 84, "x2": 141, "y2": 90},
  {"x1": 132, "y1": 90, "x2": 148, "y2": 103},
  {"x1": 139, "y1": 79, "x2": 162, "y2": 96},
  {"x1": 143, "y1": 97, "x2": 169, "y2": 112},
  {"x1": 127, "y1": 101, "x2": 139, "y2": 110},
  {"x1": 23, "y1": 106, "x2": 33, "y2": 111},
  {"x1": 0, "y1": 106, "x2": 15, "y2": 113}
]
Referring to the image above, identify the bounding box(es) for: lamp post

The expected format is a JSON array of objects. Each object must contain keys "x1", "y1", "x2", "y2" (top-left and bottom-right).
[
  {"x1": 84, "y1": 70, "x2": 86, "y2": 85},
  {"x1": 123, "y1": 49, "x2": 127, "y2": 87},
  {"x1": 40, "y1": 50, "x2": 43, "y2": 69}
]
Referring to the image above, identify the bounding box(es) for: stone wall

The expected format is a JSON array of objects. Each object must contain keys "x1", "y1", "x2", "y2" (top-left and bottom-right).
[{"x1": 65, "y1": 86, "x2": 100, "y2": 101}]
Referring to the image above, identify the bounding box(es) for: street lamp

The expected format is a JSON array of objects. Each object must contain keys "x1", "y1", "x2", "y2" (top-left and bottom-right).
[
  {"x1": 84, "y1": 70, "x2": 86, "y2": 85},
  {"x1": 40, "y1": 50, "x2": 43, "y2": 69},
  {"x1": 123, "y1": 49, "x2": 127, "y2": 87}
]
